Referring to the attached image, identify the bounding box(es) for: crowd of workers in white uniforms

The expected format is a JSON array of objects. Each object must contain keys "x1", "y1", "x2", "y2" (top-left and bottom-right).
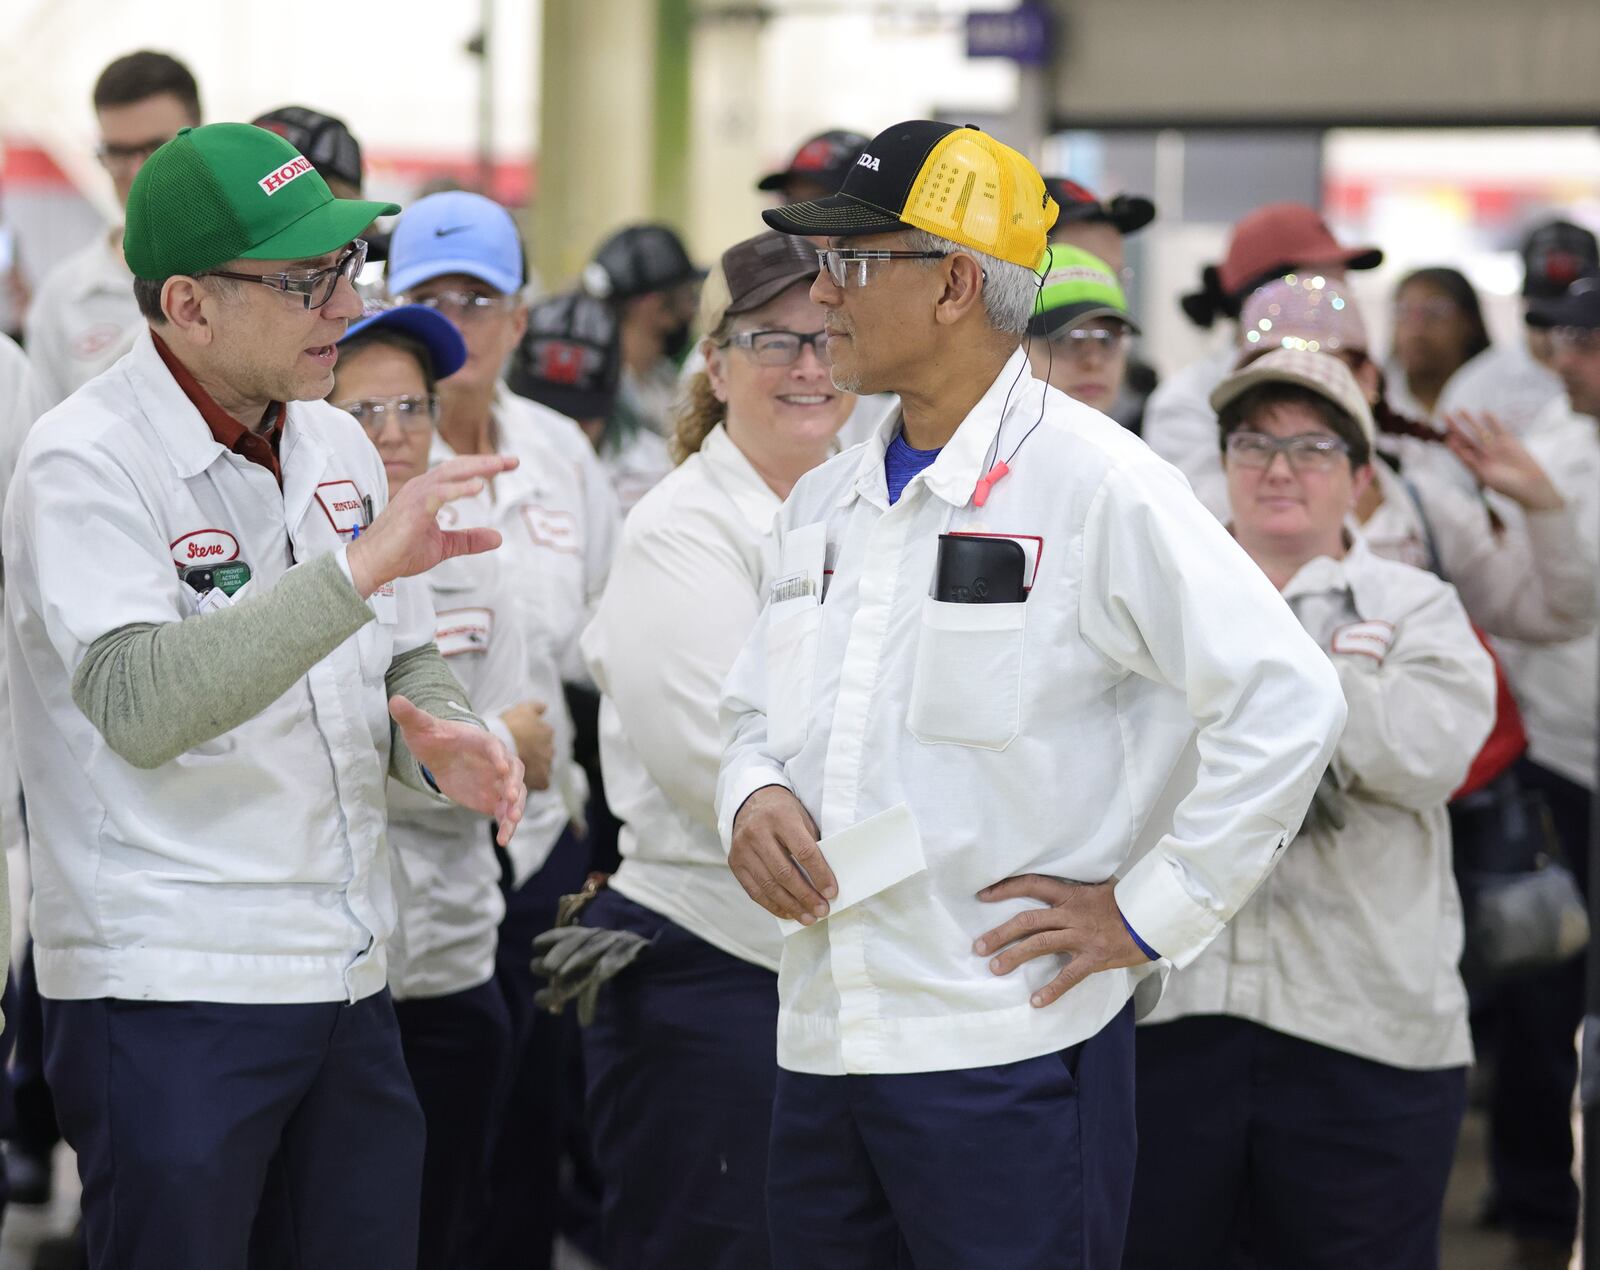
[{"x1": 0, "y1": 43, "x2": 1597, "y2": 1270}]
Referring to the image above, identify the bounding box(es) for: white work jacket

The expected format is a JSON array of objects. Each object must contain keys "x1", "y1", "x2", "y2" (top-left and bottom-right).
[
  {"x1": 1359, "y1": 458, "x2": 1596, "y2": 643},
  {"x1": 1496, "y1": 400, "x2": 1600, "y2": 790},
  {"x1": 1139, "y1": 343, "x2": 1238, "y2": 519},
  {"x1": 386, "y1": 517, "x2": 525, "y2": 1000},
  {"x1": 492, "y1": 384, "x2": 621, "y2": 686},
  {"x1": 584, "y1": 424, "x2": 784, "y2": 972},
  {"x1": 1146, "y1": 536, "x2": 1494, "y2": 1069},
  {"x1": 717, "y1": 349, "x2": 1347, "y2": 1076},
  {"x1": 4, "y1": 329, "x2": 433, "y2": 1005},
  {"x1": 432, "y1": 388, "x2": 619, "y2": 883},
  {"x1": 23, "y1": 231, "x2": 141, "y2": 409}
]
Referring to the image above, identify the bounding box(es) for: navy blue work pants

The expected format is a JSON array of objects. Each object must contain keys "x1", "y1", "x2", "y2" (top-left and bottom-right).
[
  {"x1": 43, "y1": 990, "x2": 424, "y2": 1270},
  {"x1": 581, "y1": 888, "x2": 779, "y2": 1270},
  {"x1": 395, "y1": 979, "x2": 513, "y2": 1270},
  {"x1": 767, "y1": 1002, "x2": 1137, "y2": 1270},
  {"x1": 1124, "y1": 1014, "x2": 1466, "y2": 1270}
]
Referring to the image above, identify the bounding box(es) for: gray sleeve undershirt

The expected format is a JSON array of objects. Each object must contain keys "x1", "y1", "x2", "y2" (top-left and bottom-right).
[{"x1": 71, "y1": 553, "x2": 484, "y2": 794}]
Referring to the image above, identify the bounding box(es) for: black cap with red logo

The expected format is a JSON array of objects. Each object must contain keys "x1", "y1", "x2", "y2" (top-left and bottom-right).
[
  {"x1": 757, "y1": 129, "x2": 871, "y2": 197},
  {"x1": 1521, "y1": 219, "x2": 1600, "y2": 301},
  {"x1": 1044, "y1": 176, "x2": 1156, "y2": 236},
  {"x1": 508, "y1": 291, "x2": 621, "y2": 422}
]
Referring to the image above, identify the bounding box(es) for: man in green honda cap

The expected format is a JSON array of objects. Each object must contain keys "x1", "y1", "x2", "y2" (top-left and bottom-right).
[{"x1": 3, "y1": 122, "x2": 528, "y2": 1269}]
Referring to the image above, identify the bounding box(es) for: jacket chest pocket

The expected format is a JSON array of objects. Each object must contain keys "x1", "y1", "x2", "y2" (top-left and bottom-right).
[
  {"x1": 765, "y1": 595, "x2": 822, "y2": 761},
  {"x1": 907, "y1": 597, "x2": 1026, "y2": 750}
]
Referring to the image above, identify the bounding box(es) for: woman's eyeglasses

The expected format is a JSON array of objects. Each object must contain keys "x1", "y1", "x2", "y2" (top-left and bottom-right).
[{"x1": 724, "y1": 329, "x2": 832, "y2": 367}]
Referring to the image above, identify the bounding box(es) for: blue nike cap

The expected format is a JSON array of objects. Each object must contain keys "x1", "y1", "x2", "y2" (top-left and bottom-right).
[{"x1": 386, "y1": 190, "x2": 524, "y2": 298}]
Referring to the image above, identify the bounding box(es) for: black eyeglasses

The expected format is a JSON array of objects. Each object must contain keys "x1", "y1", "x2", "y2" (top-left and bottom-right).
[
  {"x1": 725, "y1": 329, "x2": 832, "y2": 367},
  {"x1": 202, "y1": 239, "x2": 368, "y2": 311},
  {"x1": 95, "y1": 136, "x2": 173, "y2": 170}
]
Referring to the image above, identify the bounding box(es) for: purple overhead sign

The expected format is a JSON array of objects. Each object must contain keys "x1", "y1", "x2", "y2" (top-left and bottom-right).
[{"x1": 965, "y1": 3, "x2": 1054, "y2": 66}]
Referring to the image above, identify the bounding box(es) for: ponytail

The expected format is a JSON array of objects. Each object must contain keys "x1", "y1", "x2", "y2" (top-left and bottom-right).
[{"x1": 671, "y1": 370, "x2": 725, "y2": 465}]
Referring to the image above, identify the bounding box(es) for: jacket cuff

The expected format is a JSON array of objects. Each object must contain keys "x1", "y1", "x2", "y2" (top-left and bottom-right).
[
  {"x1": 1114, "y1": 847, "x2": 1242, "y2": 970},
  {"x1": 718, "y1": 763, "x2": 793, "y2": 854}
]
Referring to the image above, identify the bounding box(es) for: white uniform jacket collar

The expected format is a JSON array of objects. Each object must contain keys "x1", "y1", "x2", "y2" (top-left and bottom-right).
[
  {"x1": 123, "y1": 327, "x2": 334, "y2": 530},
  {"x1": 838, "y1": 347, "x2": 1036, "y2": 512},
  {"x1": 699, "y1": 424, "x2": 781, "y2": 537},
  {"x1": 1282, "y1": 532, "x2": 1397, "y2": 625}
]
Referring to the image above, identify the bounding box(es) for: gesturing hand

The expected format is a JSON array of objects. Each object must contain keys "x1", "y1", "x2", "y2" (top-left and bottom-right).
[
  {"x1": 973, "y1": 875, "x2": 1152, "y2": 1008},
  {"x1": 500, "y1": 700, "x2": 554, "y2": 791},
  {"x1": 1444, "y1": 410, "x2": 1564, "y2": 512},
  {"x1": 347, "y1": 454, "x2": 521, "y2": 598},
  {"x1": 728, "y1": 785, "x2": 835, "y2": 925},
  {"x1": 391, "y1": 694, "x2": 526, "y2": 846}
]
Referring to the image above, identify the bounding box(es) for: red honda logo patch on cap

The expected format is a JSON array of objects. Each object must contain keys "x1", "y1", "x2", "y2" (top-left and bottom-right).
[
  {"x1": 259, "y1": 156, "x2": 314, "y2": 196},
  {"x1": 791, "y1": 140, "x2": 835, "y2": 172},
  {"x1": 537, "y1": 342, "x2": 588, "y2": 385}
]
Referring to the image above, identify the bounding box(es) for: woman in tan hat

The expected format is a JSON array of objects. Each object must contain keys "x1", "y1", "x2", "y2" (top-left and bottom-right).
[{"x1": 1127, "y1": 347, "x2": 1495, "y2": 1270}]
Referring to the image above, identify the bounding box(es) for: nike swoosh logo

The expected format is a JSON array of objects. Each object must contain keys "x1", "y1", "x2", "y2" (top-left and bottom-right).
[{"x1": 434, "y1": 226, "x2": 471, "y2": 237}]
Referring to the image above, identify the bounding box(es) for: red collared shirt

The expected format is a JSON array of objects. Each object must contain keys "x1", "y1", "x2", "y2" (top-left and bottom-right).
[{"x1": 151, "y1": 331, "x2": 285, "y2": 488}]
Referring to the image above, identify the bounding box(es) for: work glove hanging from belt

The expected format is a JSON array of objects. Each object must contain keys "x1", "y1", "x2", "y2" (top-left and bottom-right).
[{"x1": 531, "y1": 924, "x2": 651, "y2": 1026}]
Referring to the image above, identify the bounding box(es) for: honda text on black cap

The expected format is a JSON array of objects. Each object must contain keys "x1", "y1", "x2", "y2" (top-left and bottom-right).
[{"x1": 762, "y1": 119, "x2": 1056, "y2": 270}]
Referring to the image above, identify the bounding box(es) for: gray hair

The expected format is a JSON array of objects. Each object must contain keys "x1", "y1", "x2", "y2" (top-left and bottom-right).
[{"x1": 898, "y1": 228, "x2": 1038, "y2": 337}]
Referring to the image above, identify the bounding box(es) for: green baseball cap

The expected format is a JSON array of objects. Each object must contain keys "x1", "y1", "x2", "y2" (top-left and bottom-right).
[
  {"x1": 123, "y1": 123, "x2": 399, "y2": 280},
  {"x1": 1029, "y1": 244, "x2": 1141, "y2": 339}
]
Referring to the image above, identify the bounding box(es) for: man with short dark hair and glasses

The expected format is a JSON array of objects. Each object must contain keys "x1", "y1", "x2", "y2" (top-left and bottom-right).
[
  {"x1": 25, "y1": 50, "x2": 201, "y2": 406},
  {"x1": 4, "y1": 122, "x2": 529, "y2": 1268}
]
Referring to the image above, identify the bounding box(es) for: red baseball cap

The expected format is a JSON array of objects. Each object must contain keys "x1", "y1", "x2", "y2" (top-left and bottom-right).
[{"x1": 1216, "y1": 202, "x2": 1381, "y2": 297}]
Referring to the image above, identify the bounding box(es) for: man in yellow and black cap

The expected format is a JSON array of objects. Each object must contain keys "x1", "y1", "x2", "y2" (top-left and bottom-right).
[
  {"x1": 719, "y1": 120, "x2": 1348, "y2": 1266},
  {"x1": 5, "y1": 122, "x2": 529, "y2": 1267}
]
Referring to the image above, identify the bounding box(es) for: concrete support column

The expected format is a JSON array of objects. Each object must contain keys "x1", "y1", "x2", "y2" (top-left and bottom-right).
[{"x1": 533, "y1": 0, "x2": 692, "y2": 291}]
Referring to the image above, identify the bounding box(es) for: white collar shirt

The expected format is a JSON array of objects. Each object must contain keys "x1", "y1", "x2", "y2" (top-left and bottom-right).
[
  {"x1": 584, "y1": 424, "x2": 783, "y2": 970},
  {"x1": 1147, "y1": 537, "x2": 1494, "y2": 1069},
  {"x1": 5, "y1": 329, "x2": 434, "y2": 1004},
  {"x1": 23, "y1": 230, "x2": 141, "y2": 410},
  {"x1": 717, "y1": 349, "x2": 1347, "y2": 1076}
]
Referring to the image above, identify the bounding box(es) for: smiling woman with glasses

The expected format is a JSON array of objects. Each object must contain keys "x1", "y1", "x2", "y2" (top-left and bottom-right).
[{"x1": 572, "y1": 230, "x2": 855, "y2": 1270}]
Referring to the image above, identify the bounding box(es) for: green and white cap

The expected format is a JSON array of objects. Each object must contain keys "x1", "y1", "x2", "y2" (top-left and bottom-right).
[
  {"x1": 1029, "y1": 243, "x2": 1140, "y2": 338},
  {"x1": 123, "y1": 123, "x2": 399, "y2": 280}
]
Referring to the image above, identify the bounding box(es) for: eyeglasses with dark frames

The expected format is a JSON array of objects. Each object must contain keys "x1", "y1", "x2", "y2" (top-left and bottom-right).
[
  {"x1": 202, "y1": 239, "x2": 368, "y2": 311},
  {"x1": 724, "y1": 329, "x2": 833, "y2": 367}
]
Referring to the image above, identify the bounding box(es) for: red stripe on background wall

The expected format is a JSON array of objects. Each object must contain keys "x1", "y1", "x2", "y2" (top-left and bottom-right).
[{"x1": 1, "y1": 142, "x2": 536, "y2": 205}]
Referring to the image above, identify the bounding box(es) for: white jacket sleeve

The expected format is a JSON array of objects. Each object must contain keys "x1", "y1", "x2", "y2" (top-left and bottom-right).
[
  {"x1": 589, "y1": 518, "x2": 763, "y2": 833},
  {"x1": 1330, "y1": 584, "x2": 1496, "y2": 812},
  {"x1": 1421, "y1": 474, "x2": 1597, "y2": 644},
  {"x1": 717, "y1": 522, "x2": 800, "y2": 850},
  {"x1": 1140, "y1": 371, "x2": 1232, "y2": 521},
  {"x1": 1080, "y1": 461, "x2": 1348, "y2": 967}
]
